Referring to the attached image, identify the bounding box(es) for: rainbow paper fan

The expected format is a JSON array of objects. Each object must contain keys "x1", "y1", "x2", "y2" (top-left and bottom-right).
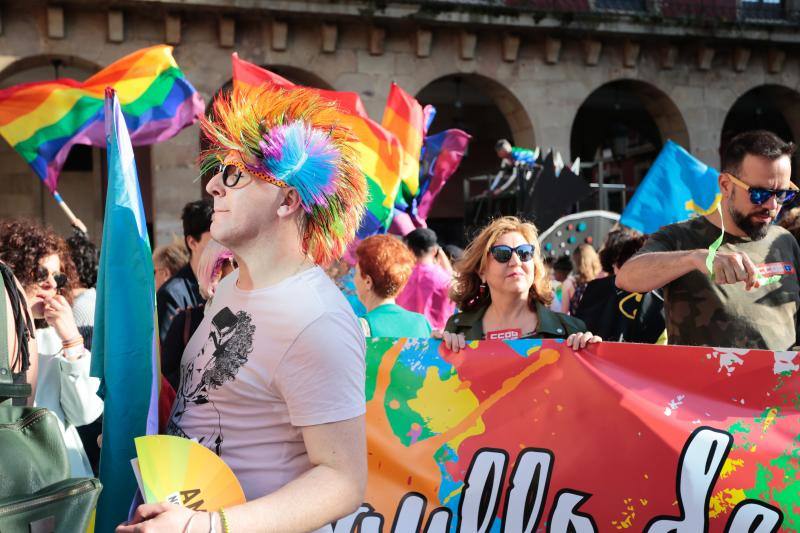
[{"x1": 134, "y1": 435, "x2": 245, "y2": 511}]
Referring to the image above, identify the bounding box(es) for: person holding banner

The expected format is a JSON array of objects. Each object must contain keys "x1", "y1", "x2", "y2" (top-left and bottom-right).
[
  {"x1": 120, "y1": 85, "x2": 368, "y2": 532},
  {"x1": 617, "y1": 130, "x2": 800, "y2": 350},
  {"x1": 441, "y1": 216, "x2": 601, "y2": 351}
]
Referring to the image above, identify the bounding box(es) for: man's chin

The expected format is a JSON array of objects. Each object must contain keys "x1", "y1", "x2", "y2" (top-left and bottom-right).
[{"x1": 745, "y1": 218, "x2": 771, "y2": 240}]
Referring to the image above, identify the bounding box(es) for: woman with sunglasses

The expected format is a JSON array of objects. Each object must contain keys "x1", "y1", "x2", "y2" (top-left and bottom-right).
[
  {"x1": 441, "y1": 216, "x2": 601, "y2": 352},
  {"x1": 0, "y1": 219, "x2": 103, "y2": 478}
]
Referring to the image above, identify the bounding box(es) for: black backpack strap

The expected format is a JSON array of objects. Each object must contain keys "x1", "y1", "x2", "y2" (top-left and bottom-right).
[{"x1": 0, "y1": 267, "x2": 32, "y2": 399}]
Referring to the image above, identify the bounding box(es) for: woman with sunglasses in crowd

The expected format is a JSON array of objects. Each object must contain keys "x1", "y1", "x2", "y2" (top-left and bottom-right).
[
  {"x1": 0, "y1": 219, "x2": 103, "y2": 478},
  {"x1": 441, "y1": 216, "x2": 601, "y2": 352}
]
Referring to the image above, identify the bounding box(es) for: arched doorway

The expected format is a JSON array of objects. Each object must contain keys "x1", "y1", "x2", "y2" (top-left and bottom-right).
[
  {"x1": 570, "y1": 79, "x2": 689, "y2": 214},
  {"x1": 199, "y1": 66, "x2": 335, "y2": 193},
  {"x1": 0, "y1": 55, "x2": 154, "y2": 240},
  {"x1": 416, "y1": 74, "x2": 534, "y2": 246},
  {"x1": 721, "y1": 85, "x2": 800, "y2": 178}
]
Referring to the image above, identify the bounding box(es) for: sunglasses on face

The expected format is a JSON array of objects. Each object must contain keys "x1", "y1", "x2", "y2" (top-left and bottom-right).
[
  {"x1": 726, "y1": 173, "x2": 799, "y2": 205},
  {"x1": 33, "y1": 265, "x2": 67, "y2": 289},
  {"x1": 489, "y1": 244, "x2": 536, "y2": 263},
  {"x1": 215, "y1": 163, "x2": 247, "y2": 188}
]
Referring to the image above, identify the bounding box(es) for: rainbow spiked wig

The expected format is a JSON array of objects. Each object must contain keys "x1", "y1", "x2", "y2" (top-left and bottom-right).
[{"x1": 200, "y1": 85, "x2": 367, "y2": 265}]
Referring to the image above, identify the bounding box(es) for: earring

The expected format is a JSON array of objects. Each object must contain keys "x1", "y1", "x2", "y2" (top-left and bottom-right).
[{"x1": 479, "y1": 281, "x2": 487, "y2": 297}]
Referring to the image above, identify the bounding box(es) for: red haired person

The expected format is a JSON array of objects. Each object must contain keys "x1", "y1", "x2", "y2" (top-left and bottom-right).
[{"x1": 354, "y1": 235, "x2": 431, "y2": 337}]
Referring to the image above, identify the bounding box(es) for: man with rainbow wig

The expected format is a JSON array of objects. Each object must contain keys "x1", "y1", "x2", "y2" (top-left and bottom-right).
[{"x1": 120, "y1": 85, "x2": 369, "y2": 532}]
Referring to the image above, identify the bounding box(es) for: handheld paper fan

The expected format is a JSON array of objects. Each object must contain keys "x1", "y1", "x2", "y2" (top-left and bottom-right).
[{"x1": 134, "y1": 435, "x2": 245, "y2": 511}]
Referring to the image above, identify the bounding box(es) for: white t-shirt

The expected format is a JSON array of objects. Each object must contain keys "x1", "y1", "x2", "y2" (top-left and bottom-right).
[{"x1": 167, "y1": 266, "x2": 366, "y2": 501}]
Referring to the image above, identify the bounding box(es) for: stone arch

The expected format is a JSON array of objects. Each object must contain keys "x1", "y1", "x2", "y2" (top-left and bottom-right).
[
  {"x1": 722, "y1": 84, "x2": 800, "y2": 151},
  {"x1": 570, "y1": 79, "x2": 690, "y2": 212},
  {"x1": 0, "y1": 54, "x2": 100, "y2": 82},
  {"x1": 414, "y1": 73, "x2": 535, "y2": 244},
  {"x1": 264, "y1": 65, "x2": 335, "y2": 90}
]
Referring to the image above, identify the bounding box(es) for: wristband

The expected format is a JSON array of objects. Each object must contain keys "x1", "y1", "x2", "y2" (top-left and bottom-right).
[
  {"x1": 209, "y1": 511, "x2": 217, "y2": 533},
  {"x1": 219, "y1": 508, "x2": 231, "y2": 533},
  {"x1": 62, "y1": 335, "x2": 84, "y2": 349}
]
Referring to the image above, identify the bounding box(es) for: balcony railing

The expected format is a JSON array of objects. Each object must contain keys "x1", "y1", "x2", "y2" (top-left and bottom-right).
[{"x1": 417, "y1": 0, "x2": 796, "y2": 23}]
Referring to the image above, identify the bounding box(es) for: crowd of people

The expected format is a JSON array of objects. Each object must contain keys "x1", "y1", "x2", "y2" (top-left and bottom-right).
[{"x1": 1, "y1": 79, "x2": 798, "y2": 532}]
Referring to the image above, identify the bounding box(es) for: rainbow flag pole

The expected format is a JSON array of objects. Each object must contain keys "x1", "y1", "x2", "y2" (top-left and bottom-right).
[
  {"x1": 52, "y1": 191, "x2": 88, "y2": 233},
  {"x1": 0, "y1": 45, "x2": 203, "y2": 230}
]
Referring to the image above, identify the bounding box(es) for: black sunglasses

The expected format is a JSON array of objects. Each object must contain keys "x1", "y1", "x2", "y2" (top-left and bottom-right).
[
  {"x1": 489, "y1": 244, "x2": 535, "y2": 263},
  {"x1": 33, "y1": 265, "x2": 67, "y2": 289},
  {"x1": 727, "y1": 173, "x2": 799, "y2": 205},
  {"x1": 215, "y1": 163, "x2": 246, "y2": 188}
]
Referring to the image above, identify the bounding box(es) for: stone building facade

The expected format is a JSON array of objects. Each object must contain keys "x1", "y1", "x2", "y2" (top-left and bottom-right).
[{"x1": 1, "y1": 0, "x2": 800, "y2": 244}]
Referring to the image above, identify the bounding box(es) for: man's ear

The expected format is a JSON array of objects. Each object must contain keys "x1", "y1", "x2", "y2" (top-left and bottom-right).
[
  {"x1": 277, "y1": 188, "x2": 303, "y2": 218},
  {"x1": 186, "y1": 235, "x2": 199, "y2": 255},
  {"x1": 719, "y1": 173, "x2": 734, "y2": 200}
]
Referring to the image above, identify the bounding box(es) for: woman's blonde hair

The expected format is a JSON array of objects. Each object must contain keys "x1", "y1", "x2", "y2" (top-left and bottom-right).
[
  {"x1": 571, "y1": 243, "x2": 602, "y2": 284},
  {"x1": 450, "y1": 216, "x2": 552, "y2": 311},
  {"x1": 153, "y1": 239, "x2": 189, "y2": 278}
]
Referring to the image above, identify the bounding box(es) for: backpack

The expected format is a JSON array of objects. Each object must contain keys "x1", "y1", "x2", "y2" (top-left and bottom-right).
[{"x1": 0, "y1": 264, "x2": 102, "y2": 532}]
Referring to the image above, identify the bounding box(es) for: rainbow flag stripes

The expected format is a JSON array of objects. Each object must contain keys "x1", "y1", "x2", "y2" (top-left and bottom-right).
[{"x1": 0, "y1": 45, "x2": 203, "y2": 194}]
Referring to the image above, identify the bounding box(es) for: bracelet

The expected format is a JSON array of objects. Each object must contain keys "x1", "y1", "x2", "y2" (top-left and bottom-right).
[
  {"x1": 219, "y1": 508, "x2": 231, "y2": 533},
  {"x1": 62, "y1": 335, "x2": 83, "y2": 349}
]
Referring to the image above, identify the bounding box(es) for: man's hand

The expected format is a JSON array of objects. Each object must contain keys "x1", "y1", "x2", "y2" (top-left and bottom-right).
[
  {"x1": 696, "y1": 249, "x2": 759, "y2": 290},
  {"x1": 116, "y1": 504, "x2": 208, "y2": 532}
]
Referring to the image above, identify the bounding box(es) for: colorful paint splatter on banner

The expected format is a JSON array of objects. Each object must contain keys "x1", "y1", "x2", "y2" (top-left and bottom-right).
[{"x1": 343, "y1": 339, "x2": 799, "y2": 532}]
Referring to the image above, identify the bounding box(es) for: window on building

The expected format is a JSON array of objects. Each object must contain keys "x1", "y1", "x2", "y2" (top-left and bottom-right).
[
  {"x1": 594, "y1": 0, "x2": 647, "y2": 11},
  {"x1": 742, "y1": 0, "x2": 785, "y2": 20}
]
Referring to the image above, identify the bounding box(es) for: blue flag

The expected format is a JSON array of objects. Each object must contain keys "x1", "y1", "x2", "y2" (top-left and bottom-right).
[
  {"x1": 620, "y1": 140, "x2": 720, "y2": 234},
  {"x1": 91, "y1": 88, "x2": 159, "y2": 532}
]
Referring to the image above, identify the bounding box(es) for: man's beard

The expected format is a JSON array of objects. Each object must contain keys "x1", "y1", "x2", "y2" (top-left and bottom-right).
[{"x1": 728, "y1": 203, "x2": 773, "y2": 240}]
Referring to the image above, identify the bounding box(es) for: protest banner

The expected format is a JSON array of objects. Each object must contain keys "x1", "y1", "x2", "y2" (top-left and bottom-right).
[{"x1": 346, "y1": 338, "x2": 797, "y2": 532}]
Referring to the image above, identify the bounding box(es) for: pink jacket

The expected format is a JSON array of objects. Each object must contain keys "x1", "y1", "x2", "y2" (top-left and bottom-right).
[{"x1": 396, "y1": 263, "x2": 455, "y2": 330}]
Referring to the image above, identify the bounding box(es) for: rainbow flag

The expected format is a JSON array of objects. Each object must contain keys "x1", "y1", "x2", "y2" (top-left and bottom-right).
[
  {"x1": 0, "y1": 45, "x2": 203, "y2": 195},
  {"x1": 231, "y1": 53, "x2": 403, "y2": 236},
  {"x1": 381, "y1": 83, "x2": 425, "y2": 210}
]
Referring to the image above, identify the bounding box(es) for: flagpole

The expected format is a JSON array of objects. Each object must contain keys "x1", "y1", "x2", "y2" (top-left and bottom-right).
[{"x1": 52, "y1": 190, "x2": 88, "y2": 233}]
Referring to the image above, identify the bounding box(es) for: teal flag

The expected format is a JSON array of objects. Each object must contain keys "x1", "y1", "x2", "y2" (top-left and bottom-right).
[
  {"x1": 620, "y1": 140, "x2": 720, "y2": 234},
  {"x1": 91, "y1": 88, "x2": 159, "y2": 532}
]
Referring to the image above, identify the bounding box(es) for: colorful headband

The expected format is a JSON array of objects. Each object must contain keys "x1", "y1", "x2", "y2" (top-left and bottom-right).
[
  {"x1": 227, "y1": 159, "x2": 287, "y2": 189},
  {"x1": 199, "y1": 85, "x2": 367, "y2": 266}
]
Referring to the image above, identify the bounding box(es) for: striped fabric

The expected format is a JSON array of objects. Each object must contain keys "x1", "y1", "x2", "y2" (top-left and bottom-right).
[{"x1": 0, "y1": 45, "x2": 203, "y2": 194}]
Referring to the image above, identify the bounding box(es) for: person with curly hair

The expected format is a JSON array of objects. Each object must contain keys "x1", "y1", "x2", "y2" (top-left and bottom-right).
[
  {"x1": 0, "y1": 219, "x2": 103, "y2": 478},
  {"x1": 353, "y1": 235, "x2": 431, "y2": 337},
  {"x1": 441, "y1": 216, "x2": 601, "y2": 352},
  {"x1": 124, "y1": 85, "x2": 368, "y2": 532},
  {"x1": 65, "y1": 228, "x2": 102, "y2": 474},
  {"x1": 66, "y1": 229, "x2": 98, "y2": 349}
]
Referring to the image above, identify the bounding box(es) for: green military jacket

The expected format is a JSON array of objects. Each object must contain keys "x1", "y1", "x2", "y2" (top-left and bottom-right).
[{"x1": 443, "y1": 300, "x2": 588, "y2": 341}]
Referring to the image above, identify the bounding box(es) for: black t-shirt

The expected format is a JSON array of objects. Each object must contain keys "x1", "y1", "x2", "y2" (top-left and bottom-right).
[{"x1": 574, "y1": 275, "x2": 665, "y2": 344}]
